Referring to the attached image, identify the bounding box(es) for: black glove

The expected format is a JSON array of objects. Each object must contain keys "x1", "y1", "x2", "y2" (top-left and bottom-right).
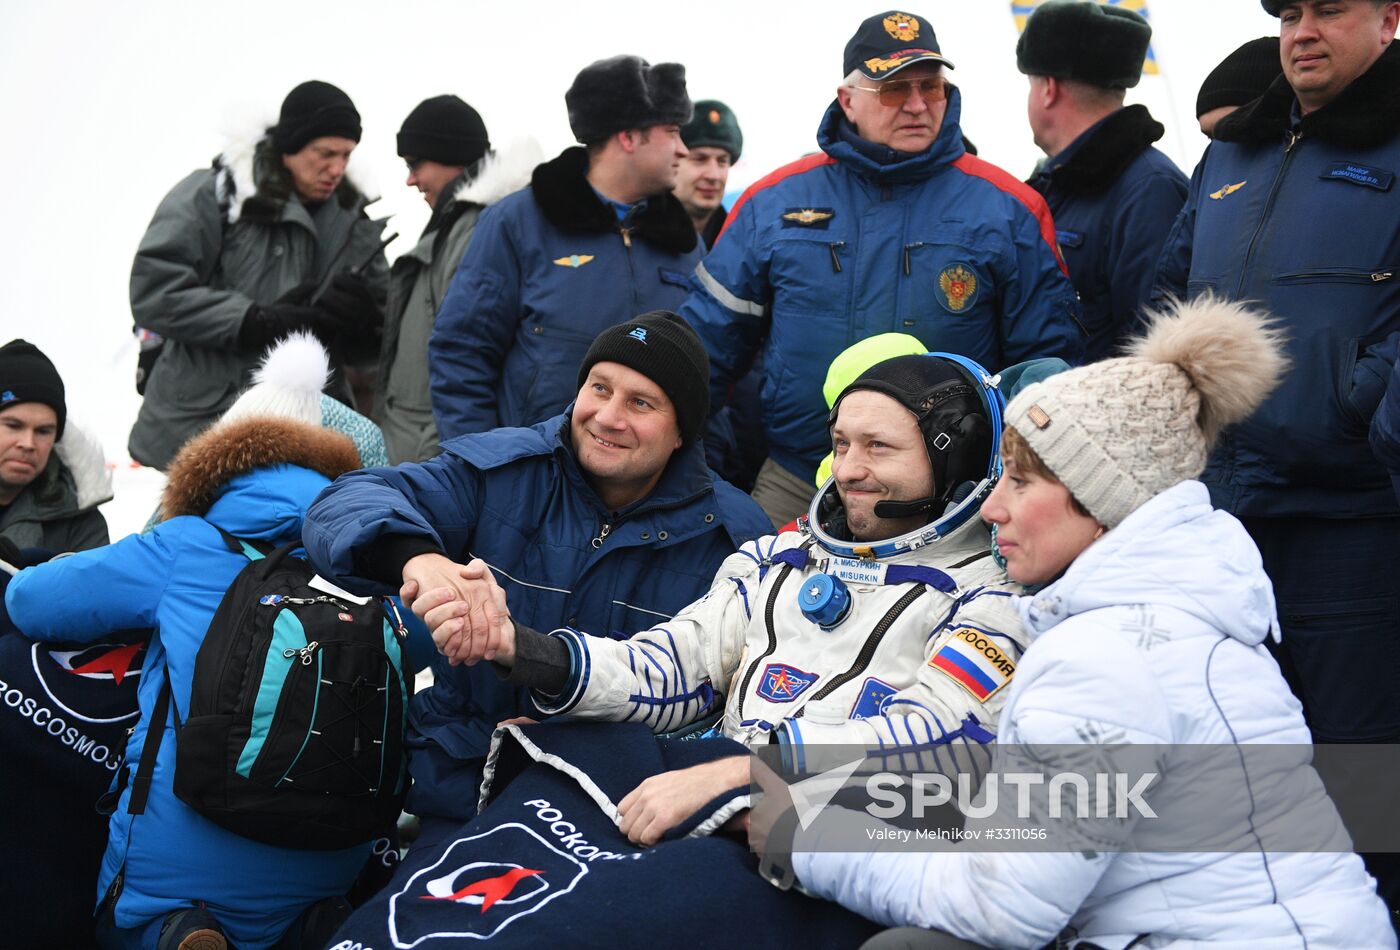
[
  {"x1": 237, "y1": 300, "x2": 325, "y2": 352},
  {"x1": 316, "y1": 272, "x2": 384, "y2": 362},
  {"x1": 0, "y1": 537, "x2": 53, "y2": 571},
  {"x1": 0, "y1": 536, "x2": 22, "y2": 571}
]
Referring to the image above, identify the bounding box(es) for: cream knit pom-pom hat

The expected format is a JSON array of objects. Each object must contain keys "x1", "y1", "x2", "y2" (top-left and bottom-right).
[{"x1": 1004, "y1": 294, "x2": 1289, "y2": 528}]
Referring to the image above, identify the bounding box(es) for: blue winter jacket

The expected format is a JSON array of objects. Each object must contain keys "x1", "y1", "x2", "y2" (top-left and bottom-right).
[
  {"x1": 4, "y1": 464, "x2": 369, "y2": 948},
  {"x1": 302, "y1": 413, "x2": 771, "y2": 821},
  {"x1": 1028, "y1": 105, "x2": 1186, "y2": 361},
  {"x1": 1154, "y1": 49, "x2": 1400, "y2": 519},
  {"x1": 428, "y1": 147, "x2": 704, "y2": 440},
  {"x1": 681, "y1": 90, "x2": 1085, "y2": 481}
]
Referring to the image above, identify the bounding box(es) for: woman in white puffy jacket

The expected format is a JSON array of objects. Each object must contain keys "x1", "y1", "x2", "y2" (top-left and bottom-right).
[{"x1": 767, "y1": 296, "x2": 1395, "y2": 949}]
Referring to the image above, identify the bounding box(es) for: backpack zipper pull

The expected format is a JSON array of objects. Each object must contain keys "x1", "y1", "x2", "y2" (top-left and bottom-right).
[
  {"x1": 591, "y1": 522, "x2": 612, "y2": 550},
  {"x1": 384, "y1": 597, "x2": 409, "y2": 640},
  {"x1": 283, "y1": 641, "x2": 320, "y2": 666}
]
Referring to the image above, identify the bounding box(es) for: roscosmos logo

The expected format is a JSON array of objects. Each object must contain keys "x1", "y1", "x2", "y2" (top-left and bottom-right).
[{"x1": 388, "y1": 823, "x2": 587, "y2": 947}]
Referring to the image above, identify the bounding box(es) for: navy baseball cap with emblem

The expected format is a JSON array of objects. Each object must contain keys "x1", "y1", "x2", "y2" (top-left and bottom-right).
[{"x1": 844, "y1": 10, "x2": 955, "y2": 80}]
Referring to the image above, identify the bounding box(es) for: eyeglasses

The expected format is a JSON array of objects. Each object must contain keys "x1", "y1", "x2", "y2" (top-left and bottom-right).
[{"x1": 848, "y1": 77, "x2": 948, "y2": 108}]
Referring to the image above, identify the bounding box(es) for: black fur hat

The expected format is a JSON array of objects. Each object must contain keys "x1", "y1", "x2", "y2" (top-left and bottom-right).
[
  {"x1": 1016, "y1": 0, "x2": 1152, "y2": 90},
  {"x1": 566, "y1": 55, "x2": 691, "y2": 145}
]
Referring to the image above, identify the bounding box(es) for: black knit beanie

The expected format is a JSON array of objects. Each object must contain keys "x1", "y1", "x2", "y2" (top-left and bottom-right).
[
  {"x1": 1016, "y1": 0, "x2": 1152, "y2": 89},
  {"x1": 576, "y1": 311, "x2": 710, "y2": 444},
  {"x1": 681, "y1": 99, "x2": 743, "y2": 161},
  {"x1": 1196, "y1": 37, "x2": 1282, "y2": 117},
  {"x1": 397, "y1": 95, "x2": 491, "y2": 167},
  {"x1": 0, "y1": 339, "x2": 66, "y2": 438},
  {"x1": 566, "y1": 56, "x2": 691, "y2": 145},
  {"x1": 273, "y1": 80, "x2": 362, "y2": 154}
]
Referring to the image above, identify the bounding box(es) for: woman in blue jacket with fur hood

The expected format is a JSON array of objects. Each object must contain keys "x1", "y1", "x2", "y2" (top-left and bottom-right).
[{"x1": 6, "y1": 335, "x2": 377, "y2": 950}]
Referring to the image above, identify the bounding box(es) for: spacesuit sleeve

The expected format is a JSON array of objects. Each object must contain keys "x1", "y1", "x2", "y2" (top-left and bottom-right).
[
  {"x1": 773, "y1": 585, "x2": 1026, "y2": 777},
  {"x1": 530, "y1": 537, "x2": 772, "y2": 735}
]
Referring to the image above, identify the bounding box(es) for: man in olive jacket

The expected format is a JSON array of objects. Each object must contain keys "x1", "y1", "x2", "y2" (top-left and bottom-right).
[
  {"x1": 377, "y1": 96, "x2": 538, "y2": 463},
  {"x1": 128, "y1": 80, "x2": 389, "y2": 470}
]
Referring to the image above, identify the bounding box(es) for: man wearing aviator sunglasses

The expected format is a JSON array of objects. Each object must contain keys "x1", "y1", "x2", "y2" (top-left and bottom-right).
[{"x1": 681, "y1": 10, "x2": 1085, "y2": 529}]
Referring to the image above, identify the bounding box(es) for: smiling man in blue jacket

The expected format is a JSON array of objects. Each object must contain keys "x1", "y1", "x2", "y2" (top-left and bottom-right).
[
  {"x1": 681, "y1": 10, "x2": 1085, "y2": 526},
  {"x1": 1154, "y1": 0, "x2": 1400, "y2": 913},
  {"x1": 304, "y1": 311, "x2": 770, "y2": 844}
]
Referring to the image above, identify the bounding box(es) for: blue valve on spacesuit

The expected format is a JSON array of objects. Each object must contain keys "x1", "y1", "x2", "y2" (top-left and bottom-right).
[{"x1": 798, "y1": 572, "x2": 852, "y2": 629}]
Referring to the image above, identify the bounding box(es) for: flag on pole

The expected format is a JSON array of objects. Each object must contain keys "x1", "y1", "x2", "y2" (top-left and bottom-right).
[{"x1": 1011, "y1": 0, "x2": 1161, "y2": 75}]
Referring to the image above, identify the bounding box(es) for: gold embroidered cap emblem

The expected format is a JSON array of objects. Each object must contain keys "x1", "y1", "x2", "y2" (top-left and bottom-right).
[
  {"x1": 553, "y1": 254, "x2": 595, "y2": 268},
  {"x1": 938, "y1": 264, "x2": 977, "y2": 312},
  {"x1": 864, "y1": 54, "x2": 913, "y2": 74},
  {"x1": 782, "y1": 209, "x2": 834, "y2": 225},
  {"x1": 883, "y1": 13, "x2": 920, "y2": 40},
  {"x1": 1208, "y1": 180, "x2": 1247, "y2": 200}
]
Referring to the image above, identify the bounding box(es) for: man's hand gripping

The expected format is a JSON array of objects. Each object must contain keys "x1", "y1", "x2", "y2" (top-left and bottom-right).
[{"x1": 400, "y1": 554, "x2": 516, "y2": 667}]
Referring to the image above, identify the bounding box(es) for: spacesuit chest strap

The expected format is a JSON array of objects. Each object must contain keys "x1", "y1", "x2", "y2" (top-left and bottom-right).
[{"x1": 768, "y1": 548, "x2": 958, "y2": 595}]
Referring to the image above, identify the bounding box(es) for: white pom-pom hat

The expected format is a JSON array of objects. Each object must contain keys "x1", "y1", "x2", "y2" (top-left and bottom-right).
[
  {"x1": 1004, "y1": 294, "x2": 1289, "y2": 528},
  {"x1": 219, "y1": 332, "x2": 330, "y2": 428}
]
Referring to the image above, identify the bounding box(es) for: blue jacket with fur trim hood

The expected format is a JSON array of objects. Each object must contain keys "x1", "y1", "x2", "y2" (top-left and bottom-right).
[{"x1": 5, "y1": 415, "x2": 369, "y2": 948}]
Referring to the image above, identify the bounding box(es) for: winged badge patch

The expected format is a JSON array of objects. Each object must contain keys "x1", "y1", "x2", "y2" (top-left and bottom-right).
[
  {"x1": 553, "y1": 254, "x2": 595, "y2": 268},
  {"x1": 1208, "y1": 181, "x2": 1247, "y2": 200},
  {"x1": 782, "y1": 209, "x2": 834, "y2": 225}
]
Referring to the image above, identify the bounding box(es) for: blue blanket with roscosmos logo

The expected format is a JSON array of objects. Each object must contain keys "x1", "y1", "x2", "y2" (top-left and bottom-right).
[
  {"x1": 0, "y1": 628, "x2": 146, "y2": 947},
  {"x1": 328, "y1": 721, "x2": 881, "y2": 950}
]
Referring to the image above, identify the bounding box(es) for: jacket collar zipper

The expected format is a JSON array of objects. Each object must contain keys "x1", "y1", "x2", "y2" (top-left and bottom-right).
[{"x1": 1234, "y1": 129, "x2": 1302, "y2": 299}]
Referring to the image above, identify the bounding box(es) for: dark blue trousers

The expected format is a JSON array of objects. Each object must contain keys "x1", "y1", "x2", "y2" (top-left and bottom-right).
[
  {"x1": 1244, "y1": 515, "x2": 1400, "y2": 743},
  {"x1": 1245, "y1": 514, "x2": 1400, "y2": 914}
]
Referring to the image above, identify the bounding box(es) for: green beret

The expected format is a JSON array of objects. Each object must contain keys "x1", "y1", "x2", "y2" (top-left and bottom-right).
[
  {"x1": 680, "y1": 99, "x2": 742, "y2": 162},
  {"x1": 1016, "y1": 0, "x2": 1152, "y2": 90}
]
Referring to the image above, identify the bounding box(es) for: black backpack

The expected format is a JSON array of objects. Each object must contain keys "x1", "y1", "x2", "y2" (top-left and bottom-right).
[{"x1": 128, "y1": 529, "x2": 413, "y2": 850}]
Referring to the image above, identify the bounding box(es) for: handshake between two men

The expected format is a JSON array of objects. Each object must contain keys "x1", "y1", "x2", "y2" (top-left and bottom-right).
[{"x1": 398, "y1": 552, "x2": 754, "y2": 846}]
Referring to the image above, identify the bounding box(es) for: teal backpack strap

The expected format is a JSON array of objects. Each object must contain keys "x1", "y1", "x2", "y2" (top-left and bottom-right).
[{"x1": 214, "y1": 525, "x2": 272, "y2": 561}]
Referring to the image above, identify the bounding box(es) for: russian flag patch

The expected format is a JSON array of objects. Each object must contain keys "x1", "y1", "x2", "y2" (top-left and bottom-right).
[{"x1": 928, "y1": 627, "x2": 1015, "y2": 702}]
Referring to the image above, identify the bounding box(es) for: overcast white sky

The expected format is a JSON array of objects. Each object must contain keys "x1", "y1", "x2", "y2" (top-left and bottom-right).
[{"x1": 0, "y1": 0, "x2": 1276, "y2": 531}]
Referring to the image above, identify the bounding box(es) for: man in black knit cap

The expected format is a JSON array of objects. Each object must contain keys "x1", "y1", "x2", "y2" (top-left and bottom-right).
[
  {"x1": 1195, "y1": 37, "x2": 1283, "y2": 137},
  {"x1": 128, "y1": 80, "x2": 389, "y2": 469},
  {"x1": 0, "y1": 339, "x2": 109, "y2": 558},
  {"x1": 378, "y1": 95, "x2": 532, "y2": 464},
  {"x1": 303, "y1": 311, "x2": 770, "y2": 844}
]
